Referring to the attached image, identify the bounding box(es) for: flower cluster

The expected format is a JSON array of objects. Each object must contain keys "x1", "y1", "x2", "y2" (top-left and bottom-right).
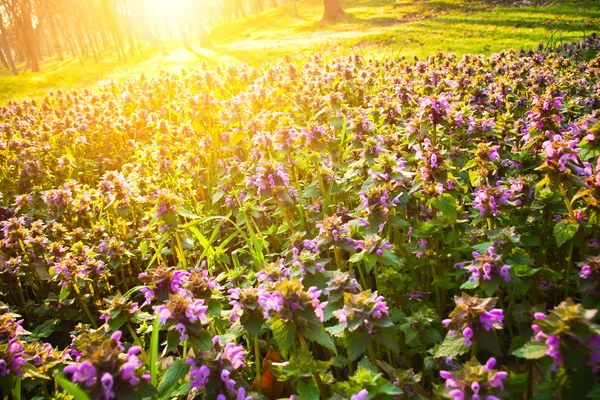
[
  {"x1": 186, "y1": 336, "x2": 251, "y2": 399},
  {"x1": 64, "y1": 331, "x2": 150, "y2": 400},
  {"x1": 456, "y1": 246, "x2": 511, "y2": 283},
  {"x1": 333, "y1": 290, "x2": 391, "y2": 334},
  {"x1": 529, "y1": 299, "x2": 600, "y2": 372},
  {"x1": 439, "y1": 357, "x2": 508, "y2": 400},
  {"x1": 261, "y1": 279, "x2": 327, "y2": 323},
  {"x1": 442, "y1": 294, "x2": 504, "y2": 348},
  {"x1": 154, "y1": 294, "x2": 211, "y2": 342}
]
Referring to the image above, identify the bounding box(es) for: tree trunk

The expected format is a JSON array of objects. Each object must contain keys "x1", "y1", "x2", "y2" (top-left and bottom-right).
[
  {"x1": 0, "y1": 14, "x2": 18, "y2": 76},
  {"x1": 321, "y1": 0, "x2": 346, "y2": 23},
  {"x1": 20, "y1": 0, "x2": 40, "y2": 72}
]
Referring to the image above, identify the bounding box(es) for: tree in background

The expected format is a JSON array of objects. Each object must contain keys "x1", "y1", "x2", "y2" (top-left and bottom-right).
[
  {"x1": 321, "y1": 0, "x2": 346, "y2": 23},
  {"x1": 0, "y1": 0, "x2": 282, "y2": 74}
]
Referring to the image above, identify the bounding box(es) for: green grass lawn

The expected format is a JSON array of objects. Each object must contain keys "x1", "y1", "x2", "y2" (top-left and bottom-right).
[{"x1": 0, "y1": 0, "x2": 598, "y2": 103}]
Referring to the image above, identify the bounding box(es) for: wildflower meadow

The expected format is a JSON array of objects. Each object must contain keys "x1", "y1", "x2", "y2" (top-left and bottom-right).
[{"x1": 1, "y1": 33, "x2": 600, "y2": 399}]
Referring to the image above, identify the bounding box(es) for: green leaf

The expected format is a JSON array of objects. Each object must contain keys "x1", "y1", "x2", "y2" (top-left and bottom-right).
[
  {"x1": 242, "y1": 312, "x2": 264, "y2": 336},
  {"x1": 389, "y1": 215, "x2": 410, "y2": 228},
  {"x1": 375, "y1": 327, "x2": 400, "y2": 353},
  {"x1": 55, "y1": 374, "x2": 91, "y2": 400},
  {"x1": 511, "y1": 340, "x2": 548, "y2": 359},
  {"x1": 212, "y1": 190, "x2": 225, "y2": 205},
  {"x1": 150, "y1": 315, "x2": 160, "y2": 386},
  {"x1": 189, "y1": 330, "x2": 213, "y2": 352},
  {"x1": 178, "y1": 207, "x2": 201, "y2": 219},
  {"x1": 476, "y1": 330, "x2": 502, "y2": 356},
  {"x1": 303, "y1": 324, "x2": 336, "y2": 352},
  {"x1": 433, "y1": 194, "x2": 458, "y2": 221},
  {"x1": 379, "y1": 249, "x2": 402, "y2": 267},
  {"x1": 560, "y1": 368, "x2": 595, "y2": 399},
  {"x1": 326, "y1": 323, "x2": 347, "y2": 337},
  {"x1": 521, "y1": 235, "x2": 541, "y2": 247},
  {"x1": 481, "y1": 278, "x2": 501, "y2": 297},
  {"x1": 271, "y1": 319, "x2": 296, "y2": 354},
  {"x1": 553, "y1": 220, "x2": 579, "y2": 247},
  {"x1": 461, "y1": 159, "x2": 478, "y2": 171},
  {"x1": 31, "y1": 319, "x2": 59, "y2": 339},
  {"x1": 460, "y1": 279, "x2": 479, "y2": 290},
  {"x1": 157, "y1": 360, "x2": 190, "y2": 398},
  {"x1": 473, "y1": 242, "x2": 494, "y2": 253},
  {"x1": 296, "y1": 378, "x2": 320, "y2": 400},
  {"x1": 59, "y1": 286, "x2": 72, "y2": 302},
  {"x1": 435, "y1": 333, "x2": 470, "y2": 357},
  {"x1": 303, "y1": 182, "x2": 321, "y2": 199},
  {"x1": 346, "y1": 330, "x2": 371, "y2": 361}
]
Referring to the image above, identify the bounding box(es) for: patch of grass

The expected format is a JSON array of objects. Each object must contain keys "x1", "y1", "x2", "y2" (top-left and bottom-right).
[{"x1": 0, "y1": 0, "x2": 598, "y2": 103}]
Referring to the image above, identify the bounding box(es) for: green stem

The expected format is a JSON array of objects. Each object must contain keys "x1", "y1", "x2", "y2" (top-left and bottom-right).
[
  {"x1": 334, "y1": 247, "x2": 343, "y2": 271},
  {"x1": 558, "y1": 182, "x2": 575, "y2": 219},
  {"x1": 526, "y1": 360, "x2": 533, "y2": 400},
  {"x1": 564, "y1": 241, "x2": 574, "y2": 298},
  {"x1": 298, "y1": 331, "x2": 327, "y2": 398},
  {"x1": 127, "y1": 323, "x2": 148, "y2": 362},
  {"x1": 14, "y1": 377, "x2": 21, "y2": 400},
  {"x1": 358, "y1": 263, "x2": 369, "y2": 290},
  {"x1": 367, "y1": 342, "x2": 378, "y2": 366},
  {"x1": 72, "y1": 283, "x2": 98, "y2": 328},
  {"x1": 254, "y1": 335, "x2": 262, "y2": 394},
  {"x1": 174, "y1": 231, "x2": 188, "y2": 269},
  {"x1": 274, "y1": 196, "x2": 294, "y2": 231}
]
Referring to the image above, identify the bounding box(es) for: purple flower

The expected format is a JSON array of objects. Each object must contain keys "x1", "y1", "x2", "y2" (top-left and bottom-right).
[
  {"x1": 188, "y1": 363, "x2": 211, "y2": 390},
  {"x1": 222, "y1": 343, "x2": 246, "y2": 370},
  {"x1": 462, "y1": 327, "x2": 473, "y2": 346},
  {"x1": 156, "y1": 306, "x2": 172, "y2": 324},
  {"x1": 500, "y1": 265, "x2": 511, "y2": 281},
  {"x1": 480, "y1": 309, "x2": 504, "y2": 331},
  {"x1": 350, "y1": 389, "x2": 369, "y2": 400},
  {"x1": 488, "y1": 146, "x2": 500, "y2": 161},
  {"x1": 449, "y1": 389, "x2": 464, "y2": 400},
  {"x1": 580, "y1": 265, "x2": 592, "y2": 279},
  {"x1": 171, "y1": 270, "x2": 191, "y2": 294},
  {"x1": 185, "y1": 299, "x2": 209, "y2": 324},
  {"x1": 64, "y1": 360, "x2": 97, "y2": 387}
]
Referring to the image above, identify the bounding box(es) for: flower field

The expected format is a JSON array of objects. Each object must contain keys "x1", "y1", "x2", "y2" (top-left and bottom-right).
[{"x1": 1, "y1": 34, "x2": 600, "y2": 399}]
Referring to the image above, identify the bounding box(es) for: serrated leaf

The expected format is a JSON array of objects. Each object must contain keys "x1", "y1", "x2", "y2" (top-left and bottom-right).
[
  {"x1": 189, "y1": 330, "x2": 213, "y2": 352},
  {"x1": 461, "y1": 159, "x2": 478, "y2": 171},
  {"x1": 435, "y1": 333, "x2": 470, "y2": 357},
  {"x1": 296, "y1": 378, "x2": 320, "y2": 400},
  {"x1": 553, "y1": 220, "x2": 578, "y2": 247},
  {"x1": 433, "y1": 194, "x2": 458, "y2": 221},
  {"x1": 511, "y1": 340, "x2": 548, "y2": 359},
  {"x1": 59, "y1": 286, "x2": 72, "y2": 302},
  {"x1": 346, "y1": 330, "x2": 371, "y2": 361},
  {"x1": 476, "y1": 330, "x2": 502, "y2": 356},
  {"x1": 178, "y1": 207, "x2": 201, "y2": 219},
  {"x1": 31, "y1": 320, "x2": 59, "y2": 339},
  {"x1": 157, "y1": 360, "x2": 190, "y2": 398},
  {"x1": 302, "y1": 183, "x2": 321, "y2": 199},
  {"x1": 326, "y1": 323, "x2": 347, "y2": 337},
  {"x1": 303, "y1": 324, "x2": 336, "y2": 352},
  {"x1": 243, "y1": 312, "x2": 265, "y2": 336},
  {"x1": 375, "y1": 327, "x2": 400, "y2": 353},
  {"x1": 460, "y1": 279, "x2": 480, "y2": 290},
  {"x1": 271, "y1": 319, "x2": 296, "y2": 354},
  {"x1": 389, "y1": 215, "x2": 410, "y2": 228},
  {"x1": 380, "y1": 249, "x2": 402, "y2": 267}
]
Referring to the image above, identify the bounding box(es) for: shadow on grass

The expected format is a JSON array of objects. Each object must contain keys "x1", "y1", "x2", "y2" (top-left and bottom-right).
[{"x1": 436, "y1": 15, "x2": 597, "y2": 32}]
